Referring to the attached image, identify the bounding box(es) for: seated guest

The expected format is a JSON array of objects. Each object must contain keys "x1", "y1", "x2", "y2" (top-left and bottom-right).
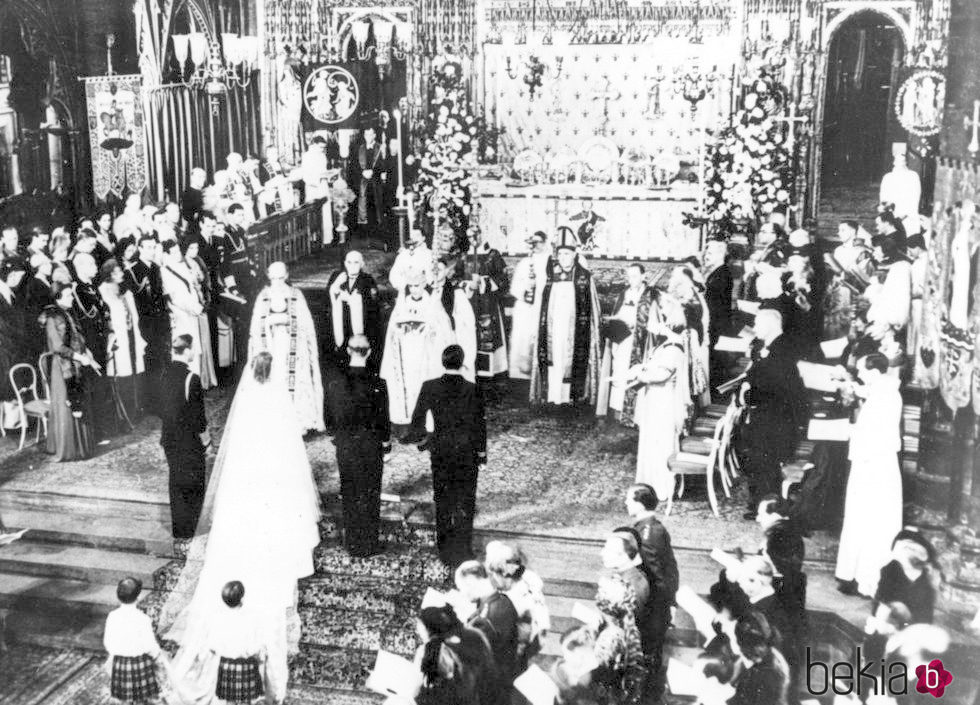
[
  {"x1": 875, "y1": 208, "x2": 907, "y2": 253},
  {"x1": 484, "y1": 541, "x2": 550, "y2": 669},
  {"x1": 863, "y1": 530, "x2": 941, "y2": 670},
  {"x1": 455, "y1": 560, "x2": 521, "y2": 684},
  {"x1": 95, "y1": 211, "x2": 115, "y2": 249},
  {"x1": 24, "y1": 253, "x2": 55, "y2": 326},
  {"x1": 587, "y1": 575, "x2": 646, "y2": 705},
  {"x1": 727, "y1": 612, "x2": 790, "y2": 705},
  {"x1": 41, "y1": 282, "x2": 100, "y2": 461},
  {"x1": 26, "y1": 229, "x2": 51, "y2": 266},
  {"x1": 522, "y1": 627, "x2": 599, "y2": 705},
  {"x1": 410, "y1": 604, "x2": 500, "y2": 705},
  {"x1": 835, "y1": 353, "x2": 903, "y2": 598}
]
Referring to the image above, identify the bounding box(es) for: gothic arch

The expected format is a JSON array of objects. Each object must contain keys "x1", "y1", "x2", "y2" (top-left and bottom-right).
[{"x1": 822, "y1": 2, "x2": 915, "y2": 52}]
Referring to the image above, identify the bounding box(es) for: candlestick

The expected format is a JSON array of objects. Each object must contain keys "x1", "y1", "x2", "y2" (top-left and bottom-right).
[{"x1": 393, "y1": 108, "x2": 414, "y2": 234}]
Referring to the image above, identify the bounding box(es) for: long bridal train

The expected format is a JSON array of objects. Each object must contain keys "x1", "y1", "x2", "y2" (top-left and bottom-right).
[{"x1": 158, "y1": 353, "x2": 322, "y2": 704}]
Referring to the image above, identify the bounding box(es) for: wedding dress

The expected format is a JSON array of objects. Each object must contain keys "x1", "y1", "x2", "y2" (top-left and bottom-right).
[{"x1": 159, "y1": 361, "x2": 322, "y2": 704}]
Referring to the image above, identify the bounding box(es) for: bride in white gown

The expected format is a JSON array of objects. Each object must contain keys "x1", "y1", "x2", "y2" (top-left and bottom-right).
[{"x1": 158, "y1": 353, "x2": 322, "y2": 704}]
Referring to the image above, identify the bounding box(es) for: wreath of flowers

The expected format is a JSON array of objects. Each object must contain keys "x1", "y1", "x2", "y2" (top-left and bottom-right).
[
  {"x1": 894, "y1": 69, "x2": 945, "y2": 138},
  {"x1": 693, "y1": 71, "x2": 793, "y2": 237},
  {"x1": 412, "y1": 54, "x2": 501, "y2": 252}
]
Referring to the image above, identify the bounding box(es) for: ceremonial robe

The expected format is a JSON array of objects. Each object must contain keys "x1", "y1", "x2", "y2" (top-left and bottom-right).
[{"x1": 531, "y1": 259, "x2": 601, "y2": 405}]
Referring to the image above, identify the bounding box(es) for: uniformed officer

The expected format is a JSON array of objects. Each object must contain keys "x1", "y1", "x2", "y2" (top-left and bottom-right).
[{"x1": 326, "y1": 335, "x2": 391, "y2": 557}]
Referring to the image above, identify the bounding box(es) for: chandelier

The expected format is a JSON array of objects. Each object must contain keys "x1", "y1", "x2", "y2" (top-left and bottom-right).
[
  {"x1": 171, "y1": 31, "x2": 260, "y2": 96},
  {"x1": 349, "y1": 18, "x2": 412, "y2": 76}
]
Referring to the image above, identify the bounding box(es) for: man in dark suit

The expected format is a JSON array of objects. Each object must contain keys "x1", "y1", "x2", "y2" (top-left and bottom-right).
[
  {"x1": 625, "y1": 483, "x2": 679, "y2": 700},
  {"x1": 739, "y1": 309, "x2": 808, "y2": 518},
  {"x1": 326, "y1": 335, "x2": 390, "y2": 557},
  {"x1": 129, "y1": 236, "x2": 171, "y2": 412},
  {"x1": 405, "y1": 344, "x2": 487, "y2": 567},
  {"x1": 159, "y1": 335, "x2": 209, "y2": 539},
  {"x1": 180, "y1": 167, "x2": 206, "y2": 227},
  {"x1": 324, "y1": 250, "x2": 381, "y2": 368}
]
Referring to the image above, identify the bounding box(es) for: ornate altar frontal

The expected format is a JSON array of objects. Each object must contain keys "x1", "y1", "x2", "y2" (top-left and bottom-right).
[{"x1": 472, "y1": 0, "x2": 739, "y2": 258}]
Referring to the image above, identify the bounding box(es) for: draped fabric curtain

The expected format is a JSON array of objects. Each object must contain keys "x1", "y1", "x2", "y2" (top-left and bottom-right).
[{"x1": 142, "y1": 79, "x2": 261, "y2": 202}]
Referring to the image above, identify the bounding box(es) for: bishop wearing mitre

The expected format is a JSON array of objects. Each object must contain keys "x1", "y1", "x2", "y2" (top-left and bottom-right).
[{"x1": 530, "y1": 242, "x2": 601, "y2": 406}]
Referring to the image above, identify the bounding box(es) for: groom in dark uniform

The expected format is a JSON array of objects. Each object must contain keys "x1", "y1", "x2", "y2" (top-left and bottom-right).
[
  {"x1": 160, "y1": 335, "x2": 210, "y2": 539},
  {"x1": 326, "y1": 335, "x2": 390, "y2": 557},
  {"x1": 405, "y1": 345, "x2": 487, "y2": 567}
]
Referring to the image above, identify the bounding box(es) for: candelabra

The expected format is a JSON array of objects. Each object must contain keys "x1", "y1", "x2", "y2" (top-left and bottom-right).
[
  {"x1": 505, "y1": 55, "x2": 563, "y2": 100},
  {"x1": 673, "y1": 64, "x2": 723, "y2": 115},
  {"x1": 171, "y1": 31, "x2": 260, "y2": 97},
  {"x1": 350, "y1": 19, "x2": 412, "y2": 78}
]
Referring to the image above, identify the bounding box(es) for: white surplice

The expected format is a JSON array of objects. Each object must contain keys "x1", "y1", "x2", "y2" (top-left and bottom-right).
[
  {"x1": 835, "y1": 374, "x2": 903, "y2": 597},
  {"x1": 508, "y1": 252, "x2": 550, "y2": 379}
]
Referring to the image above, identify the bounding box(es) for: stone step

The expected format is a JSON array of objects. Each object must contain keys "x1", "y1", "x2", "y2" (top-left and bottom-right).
[
  {"x1": 2, "y1": 506, "x2": 173, "y2": 557},
  {"x1": 0, "y1": 572, "x2": 154, "y2": 617},
  {"x1": 0, "y1": 488, "x2": 171, "y2": 524},
  {"x1": 4, "y1": 605, "x2": 106, "y2": 652},
  {"x1": 0, "y1": 540, "x2": 168, "y2": 585}
]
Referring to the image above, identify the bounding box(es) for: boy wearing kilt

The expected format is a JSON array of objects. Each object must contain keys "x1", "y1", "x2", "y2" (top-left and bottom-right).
[
  {"x1": 103, "y1": 578, "x2": 163, "y2": 704},
  {"x1": 210, "y1": 581, "x2": 267, "y2": 704}
]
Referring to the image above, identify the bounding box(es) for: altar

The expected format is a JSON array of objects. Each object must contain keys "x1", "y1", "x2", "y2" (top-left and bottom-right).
[{"x1": 476, "y1": 181, "x2": 701, "y2": 258}]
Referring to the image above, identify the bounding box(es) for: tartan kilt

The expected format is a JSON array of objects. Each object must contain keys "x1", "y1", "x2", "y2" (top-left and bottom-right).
[
  {"x1": 215, "y1": 656, "x2": 264, "y2": 702},
  {"x1": 110, "y1": 653, "x2": 160, "y2": 701}
]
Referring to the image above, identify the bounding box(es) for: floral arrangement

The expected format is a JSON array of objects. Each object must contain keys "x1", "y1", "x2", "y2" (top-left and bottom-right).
[
  {"x1": 524, "y1": 56, "x2": 546, "y2": 99},
  {"x1": 695, "y1": 71, "x2": 792, "y2": 237},
  {"x1": 413, "y1": 54, "x2": 500, "y2": 253}
]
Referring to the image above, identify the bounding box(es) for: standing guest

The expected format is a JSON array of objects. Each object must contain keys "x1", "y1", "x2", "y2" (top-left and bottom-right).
[
  {"x1": 113, "y1": 194, "x2": 144, "y2": 239},
  {"x1": 600, "y1": 530, "x2": 651, "y2": 648},
  {"x1": 210, "y1": 581, "x2": 267, "y2": 705},
  {"x1": 183, "y1": 240, "x2": 218, "y2": 389},
  {"x1": 669, "y1": 265, "x2": 711, "y2": 408},
  {"x1": 0, "y1": 226, "x2": 28, "y2": 296},
  {"x1": 738, "y1": 309, "x2": 808, "y2": 518},
  {"x1": 726, "y1": 612, "x2": 790, "y2": 705},
  {"x1": 324, "y1": 250, "x2": 381, "y2": 366},
  {"x1": 130, "y1": 236, "x2": 171, "y2": 412},
  {"x1": 0, "y1": 269, "x2": 31, "y2": 401},
  {"x1": 875, "y1": 208, "x2": 907, "y2": 253},
  {"x1": 587, "y1": 575, "x2": 647, "y2": 705},
  {"x1": 300, "y1": 137, "x2": 333, "y2": 240},
  {"x1": 248, "y1": 261, "x2": 324, "y2": 433},
  {"x1": 906, "y1": 233, "x2": 928, "y2": 364},
  {"x1": 49, "y1": 229, "x2": 73, "y2": 281},
  {"x1": 99, "y1": 259, "x2": 148, "y2": 421},
  {"x1": 625, "y1": 483, "x2": 678, "y2": 699},
  {"x1": 409, "y1": 605, "x2": 499, "y2": 705},
  {"x1": 632, "y1": 292, "x2": 690, "y2": 501},
  {"x1": 326, "y1": 335, "x2": 390, "y2": 557},
  {"x1": 103, "y1": 577, "x2": 163, "y2": 705},
  {"x1": 864, "y1": 236, "x2": 912, "y2": 352},
  {"x1": 531, "y1": 243, "x2": 601, "y2": 406},
  {"x1": 26, "y1": 229, "x2": 51, "y2": 265},
  {"x1": 161, "y1": 241, "x2": 212, "y2": 388},
  {"x1": 509, "y1": 231, "x2": 552, "y2": 381},
  {"x1": 41, "y1": 282, "x2": 100, "y2": 461},
  {"x1": 836, "y1": 353, "x2": 903, "y2": 597},
  {"x1": 388, "y1": 228, "x2": 434, "y2": 293},
  {"x1": 181, "y1": 167, "x2": 207, "y2": 226},
  {"x1": 221, "y1": 203, "x2": 258, "y2": 373},
  {"x1": 754, "y1": 496, "x2": 806, "y2": 605},
  {"x1": 466, "y1": 236, "x2": 510, "y2": 381},
  {"x1": 597, "y1": 263, "x2": 647, "y2": 420},
  {"x1": 73, "y1": 252, "x2": 113, "y2": 440},
  {"x1": 95, "y1": 211, "x2": 115, "y2": 248},
  {"x1": 704, "y1": 239, "x2": 734, "y2": 390},
  {"x1": 159, "y1": 335, "x2": 209, "y2": 540},
  {"x1": 381, "y1": 275, "x2": 454, "y2": 426},
  {"x1": 24, "y1": 253, "x2": 55, "y2": 326},
  {"x1": 405, "y1": 344, "x2": 487, "y2": 566},
  {"x1": 455, "y1": 560, "x2": 522, "y2": 684}
]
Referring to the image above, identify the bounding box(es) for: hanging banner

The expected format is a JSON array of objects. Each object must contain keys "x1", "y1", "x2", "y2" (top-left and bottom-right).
[
  {"x1": 83, "y1": 74, "x2": 148, "y2": 200},
  {"x1": 300, "y1": 63, "x2": 362, "y2": 131}
]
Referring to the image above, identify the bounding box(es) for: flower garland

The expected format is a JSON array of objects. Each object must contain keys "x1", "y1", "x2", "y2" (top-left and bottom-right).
[
  {"x1": 412, "y1": 54, "x2": 500, "y2": 254},
  {"x1": 697, "y1": 70, "x2": 792, "y2": 237}
]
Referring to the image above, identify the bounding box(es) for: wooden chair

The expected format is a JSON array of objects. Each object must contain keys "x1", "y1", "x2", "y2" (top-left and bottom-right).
[{"x1": 9, "y1": 363, "x2": 50, "y2": 450}]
